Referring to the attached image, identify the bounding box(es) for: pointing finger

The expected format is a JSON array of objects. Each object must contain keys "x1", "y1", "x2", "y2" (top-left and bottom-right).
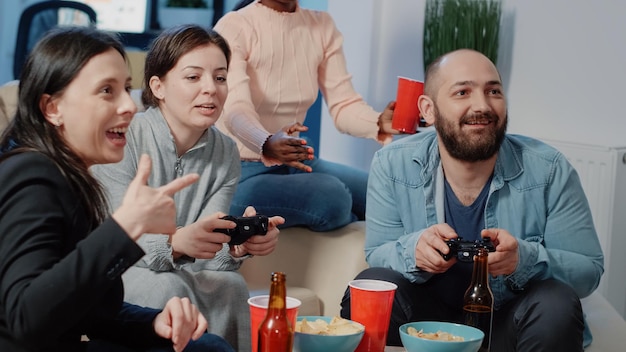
[{"x1": 159, "y1": 173, "x2": 200, "y2": 197}]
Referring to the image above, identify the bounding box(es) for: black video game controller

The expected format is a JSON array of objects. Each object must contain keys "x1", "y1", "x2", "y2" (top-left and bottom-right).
[
  {"x1": 215, "y1": 215, "x2": 269, "y2": 245},
  {"x1": 441, "y1": 237, "x2": 495, "y2": 262}
]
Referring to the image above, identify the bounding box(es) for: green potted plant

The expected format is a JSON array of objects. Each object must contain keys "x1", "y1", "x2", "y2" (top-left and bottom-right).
[
  {"x1": 423, "y1": 0, "x2": 502, "y2": 71},
  {"x1": 160, "y1": 0, "x2": 212, "y2": 28}
]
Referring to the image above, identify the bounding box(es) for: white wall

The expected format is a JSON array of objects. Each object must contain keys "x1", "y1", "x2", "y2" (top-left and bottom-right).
[
  {"x1": 321, "y1": 0, "x2": 626, "y2": 172},
  {"x1": 504, "y1": 0, "x2": 625, "y2": 147},
  {"x1": 320, "y1": 0, "x2": 426, "y2": 172}
]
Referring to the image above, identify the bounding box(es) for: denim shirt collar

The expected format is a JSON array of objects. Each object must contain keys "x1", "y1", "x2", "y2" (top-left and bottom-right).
[{"x1": 410, "y1": 131, "x2": 524, "y2": 208}]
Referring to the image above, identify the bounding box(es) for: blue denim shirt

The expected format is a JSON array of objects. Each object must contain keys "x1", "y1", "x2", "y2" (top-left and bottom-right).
[{"x1": 365, "y1": 131, "x2": 604, "y2": 346}]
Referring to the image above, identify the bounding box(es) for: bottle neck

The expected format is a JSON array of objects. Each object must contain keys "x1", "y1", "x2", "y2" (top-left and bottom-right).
[
  {"x1": 471, "y1": 248, "x2": 490, "y2": 286},
  {"x1": 267, "y1": 272, "x2": 288, "y2": 314}
]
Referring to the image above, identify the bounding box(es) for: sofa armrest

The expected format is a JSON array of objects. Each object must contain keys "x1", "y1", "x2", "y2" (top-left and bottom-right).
[
  {"x1": 0, "y1": 81, "x2": 19, "y2": 133},
  {"x1": 239, "y1": 221, "x2": 367, "y2": 316},
  {"x1": 582, "y1": 291, "x2": 626, "y2": 351}
]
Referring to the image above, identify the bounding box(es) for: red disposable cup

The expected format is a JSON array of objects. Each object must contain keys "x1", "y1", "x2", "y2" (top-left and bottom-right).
[
  {"x1": 350, "y1": 279, "x2": 398, "y2": 352},
  {"x1": 391, "y1": 76, "x2": 424, "y2": 134},
  {"x1": 248, "y1": 295, "x2": 301, "y2": 352}
]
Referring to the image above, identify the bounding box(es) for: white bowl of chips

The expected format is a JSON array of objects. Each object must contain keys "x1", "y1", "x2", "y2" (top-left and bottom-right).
[
  {"x1": 293, "y1": 316, "x2": 365, "y2": 352},
  {"x1": 399, "y1": 321, "x2": 484, "y2": 352}
]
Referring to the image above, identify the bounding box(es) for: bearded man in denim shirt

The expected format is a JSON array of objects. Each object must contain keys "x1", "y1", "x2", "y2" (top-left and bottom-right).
[{"x1": 340, "y1": 49, "x2": 604, "y2": 351}]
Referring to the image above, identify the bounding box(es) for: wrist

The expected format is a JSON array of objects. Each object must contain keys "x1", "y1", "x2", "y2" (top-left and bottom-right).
[
  {"x1": 112, "y1": 212, "x2": 144, "y2": 241},
  {"x1": 377, "y1": 113, "x2": 386, "y2": 133},
  {"x1": 170, "y1": 226, "x2": 184, "y2": 259},
  {"x1": 261, "y1": 134, "x2": 273, "y2": 156}
]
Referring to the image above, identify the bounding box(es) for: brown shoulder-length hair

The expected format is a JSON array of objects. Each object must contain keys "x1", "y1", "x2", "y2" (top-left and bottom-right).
[
  {"x1": 141, "y1": 24, "x2": 232, "y2": 108},
  {"x1": 0, "y1": 26, "x2": 127, "y2": 227}
]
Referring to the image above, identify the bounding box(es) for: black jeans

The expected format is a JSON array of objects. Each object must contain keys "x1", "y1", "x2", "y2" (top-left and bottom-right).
[
  {"x1": 85, "y1": 333, "x2": 235, "y2": 352},
  {"x1": 340, "y1": 267, "x2": 584, "y2": 352}
]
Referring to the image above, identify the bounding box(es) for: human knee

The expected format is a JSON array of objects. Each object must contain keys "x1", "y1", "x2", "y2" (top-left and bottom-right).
[
  {"x1": 307, "y1": 174, "x2": 353, "y2": 208},
  {"x1": 508, "y1": 280, "x2": 584, "y2": 351},
  {"x1": 527, "y1": 279, "x2": 581, "y2": 315},
  {"x1": 354, "y1": 267, "x2": 410, "y2": 289},
  {"x1": 342, "y1": 267, "x2": 401, "y2": 304},
  {"x1": 513, "y1": 279, "x2": 583, "y2": 337},
  {"x1": 296, "y1": 196, "x2": 352, "y2": 230}
]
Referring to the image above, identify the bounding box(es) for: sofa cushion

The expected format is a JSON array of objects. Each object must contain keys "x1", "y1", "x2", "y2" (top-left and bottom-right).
[
  {"x1": 239, "y1": 222, "x2": 367, "y2": 317},
  {"x1": 0, "y1": 81, "x2": 19, "y2": 133},
  {"x1": 581, "y1": 291, "x2": 626, "y2": 351}
]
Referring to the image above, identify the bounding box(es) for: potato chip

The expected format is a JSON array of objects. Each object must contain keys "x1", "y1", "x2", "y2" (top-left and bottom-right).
[
  {"x1": 297, "y1": 318, "x2": 327, "y2": 335},
  {"x1": 406, "y1": 326, "x2": 465, "y2": 341},
  {"x1": 295, "y1": 316, "x2": 364, "y2": 336}
]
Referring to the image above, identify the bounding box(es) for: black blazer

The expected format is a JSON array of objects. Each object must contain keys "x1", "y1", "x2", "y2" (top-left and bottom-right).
[{"x1": 0, "y1": 152, "x2": 167, "y2": 351}]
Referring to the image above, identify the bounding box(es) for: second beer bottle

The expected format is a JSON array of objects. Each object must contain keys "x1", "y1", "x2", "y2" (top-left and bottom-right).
[
  {"x1": 462, "y1": 247, "x2": 493, "y2": 352},
  {"x1": 258, "y1": 271, "x2": 293, "y2": 352}
]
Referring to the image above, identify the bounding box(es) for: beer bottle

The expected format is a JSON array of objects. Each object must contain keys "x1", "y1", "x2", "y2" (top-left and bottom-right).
[
  {"x1": 258, "y1": 272, "x2": 293, "y2": 352},
  {"x1": 463, "y1": 247, "x2": 493, "y2": 352}
]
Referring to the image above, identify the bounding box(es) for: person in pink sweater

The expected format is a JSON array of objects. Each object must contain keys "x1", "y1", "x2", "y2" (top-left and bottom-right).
[{"x1": 214, "y1": 0, "x2": 398, "y2": 231}]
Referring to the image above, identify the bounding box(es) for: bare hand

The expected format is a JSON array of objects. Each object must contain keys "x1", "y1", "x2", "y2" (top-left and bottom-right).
[
  {"x1": 153, "y1": 297, "x2": 208, "y2": 352},
  {"x1": 414, "y1": 223, "x2": 459, "y2": 273},
  {"x1": 113, "y1": 154, "x2": 199, "y2": 240},
  {"x1": 263, "y1": 122, "x2": 314, "y2": 172},
  {"x1": 230, "y1": 206, "x2": 284, "y2": 257},
  {"x1": 377, "y1": 101, "x2": 402, "y2": 135},
  {"x1": 482, "y1": 228, "x2": 519, "y2": 276},
  {"x1": 170, "y1": 212, "x2": 232, "y2": 259}
]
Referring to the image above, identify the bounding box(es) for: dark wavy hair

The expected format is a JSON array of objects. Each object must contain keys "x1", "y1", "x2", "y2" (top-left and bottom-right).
[
  {"x1": 0, "y1": 26, "x2": 127, "y2": 227},
  {"x1": 141, "y1": 24, "x2": 231, "y2": 108}
]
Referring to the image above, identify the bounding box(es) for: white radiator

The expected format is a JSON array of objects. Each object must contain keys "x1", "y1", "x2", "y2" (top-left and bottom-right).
[{"x1": 541, "y1": 138, "x2": 626, "y2": 318}]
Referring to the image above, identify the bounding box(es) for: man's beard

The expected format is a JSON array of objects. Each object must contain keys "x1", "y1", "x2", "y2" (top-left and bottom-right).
[{"x1": 434, "y1": 106, "x2": 507, "y2": 162}]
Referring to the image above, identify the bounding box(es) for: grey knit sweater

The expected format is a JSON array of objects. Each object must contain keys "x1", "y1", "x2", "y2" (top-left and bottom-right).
[{"x1": 92, "y1": 106, "x2": 243, "y2": 272}]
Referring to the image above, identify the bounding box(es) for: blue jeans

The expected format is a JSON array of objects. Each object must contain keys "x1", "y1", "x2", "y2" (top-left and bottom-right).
[{"x1": 230, "y1": 158, "x2": 367, "y2": 232}]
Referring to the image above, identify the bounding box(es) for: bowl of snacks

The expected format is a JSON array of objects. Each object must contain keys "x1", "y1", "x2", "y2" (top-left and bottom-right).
[
  {"x1": 293, "y1": 316, "x2": 365, "y2": 352},
  {"x1": 399, "y1": 321, "x2": 484, "y2": 352}
]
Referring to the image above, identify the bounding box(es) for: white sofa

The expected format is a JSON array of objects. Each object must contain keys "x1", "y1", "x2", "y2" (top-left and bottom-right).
[{"x1": 240, "y1": 221, "x2": 626, "y2": 351}]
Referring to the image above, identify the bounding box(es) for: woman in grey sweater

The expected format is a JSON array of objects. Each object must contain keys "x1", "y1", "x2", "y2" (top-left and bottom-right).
[{"x1": 92, "y1": 25, "x2": 284, "y2": 352}]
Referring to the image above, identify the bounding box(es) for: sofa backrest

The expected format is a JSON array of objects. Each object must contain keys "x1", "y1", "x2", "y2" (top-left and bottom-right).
[{"x1": 0, "y1": 81, "x2": 19, "y2": 133}]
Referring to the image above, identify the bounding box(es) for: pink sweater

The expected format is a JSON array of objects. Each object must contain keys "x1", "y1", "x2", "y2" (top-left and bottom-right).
[{"x1": 214, "y1": 1, "x2": 391, "y2": 164}]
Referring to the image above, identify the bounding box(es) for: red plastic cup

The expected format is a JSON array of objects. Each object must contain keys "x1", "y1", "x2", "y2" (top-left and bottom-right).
[
  {"x1": 248, "y1": 295, "x2": 301, "y2": 352},
  {"x1": 391, "y1": 76, "x2": 424, "y2": 134},
  {"x1": 350, "y1": 279, "x2": 398, "y2": 352}
]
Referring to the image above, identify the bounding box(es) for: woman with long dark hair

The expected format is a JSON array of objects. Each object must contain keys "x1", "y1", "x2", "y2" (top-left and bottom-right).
[{"x1": 0, "y1": 26, "x2": 234, "y2": 352}]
